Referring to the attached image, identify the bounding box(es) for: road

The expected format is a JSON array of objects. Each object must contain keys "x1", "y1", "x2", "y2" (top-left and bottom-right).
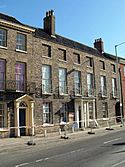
[{"x1": 0, "y1": 128, "x2": 125, "y2": 167}]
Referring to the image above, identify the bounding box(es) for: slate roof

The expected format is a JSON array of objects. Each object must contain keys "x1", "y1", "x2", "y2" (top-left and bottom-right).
[
  {"x1": 35, "y1": 28, "x2": 104, "y2": 57},
  {"x1": 0, "y1": 12, "x2": 117, "y2": 61},
  {"x1": 0, "y1": 13, "x2": 23, "y2": 25}
]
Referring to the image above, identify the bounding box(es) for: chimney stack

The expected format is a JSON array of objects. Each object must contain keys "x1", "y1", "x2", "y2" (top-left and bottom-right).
[
  {"x1": 94, "y1": 38, "x2": 104, "y2": 53},
  {"x1": 43, "y1": 10, "x2": 55, "y2": 37}
]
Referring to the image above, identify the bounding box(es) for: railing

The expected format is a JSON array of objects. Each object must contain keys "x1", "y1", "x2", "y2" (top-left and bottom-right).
[{"x1": 0, "y1": 80, "x2": 36, "y2": 94}]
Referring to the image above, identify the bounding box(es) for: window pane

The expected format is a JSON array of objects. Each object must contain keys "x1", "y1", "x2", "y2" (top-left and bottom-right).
[
  {"x1": 0, "y1": 29, "x2": 7, "y2": 47},
  {"x1": 87, "y1": 73, "x2": 93, "y2": 96},
  {"x1": 16, "y1": 62, "x2": 26, "y2": 91},
  {"x1": 0, "y1": 59, "x2": 5, "y2": 90},
  {"x1": 43, "y1": 103, "x2": 51, "y2": 123},
  {"x1": 74, "y1": 71, "x2": 81, "y2": 94},
  {"x1": 16, "y1": 34, "x2": 26, "y2": 51},
  {"x1": 0, "y1": 104, "x2": 7, "y2": 128},
  {"x1": 59, "y1": 68, "x2": 67, "y2": 94},
  {"x1": 42, "y1": 65, "x2": 52, "y2": 93}
]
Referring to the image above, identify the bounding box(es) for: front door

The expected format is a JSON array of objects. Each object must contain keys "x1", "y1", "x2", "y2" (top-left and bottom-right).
[{"x1": 19, "y1": 109, "x2": 26, "y2": 136}]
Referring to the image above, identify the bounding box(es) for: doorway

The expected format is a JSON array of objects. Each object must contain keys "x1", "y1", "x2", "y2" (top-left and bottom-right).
[{"x1": 19, "y1": 109, "x2": 26, "y2": 136}]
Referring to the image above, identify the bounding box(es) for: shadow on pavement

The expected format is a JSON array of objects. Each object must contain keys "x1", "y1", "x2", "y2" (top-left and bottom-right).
[{"x1": 112, "y1": 142, "x2": 125, "y2": 146}]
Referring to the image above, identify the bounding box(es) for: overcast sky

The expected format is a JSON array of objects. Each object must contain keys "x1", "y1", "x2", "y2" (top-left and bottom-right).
[{"x1": 1, "y1": 0, "x2": 125, "y2": 58}]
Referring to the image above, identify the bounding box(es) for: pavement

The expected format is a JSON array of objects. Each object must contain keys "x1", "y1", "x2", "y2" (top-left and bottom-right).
[{"x1": 0, "y1": 124, "x2": 124, "y2": 153}]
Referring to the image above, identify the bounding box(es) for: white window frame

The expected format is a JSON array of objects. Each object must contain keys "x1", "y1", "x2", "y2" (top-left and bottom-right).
[
  {"x1": 0, "y1": 103, "x2": 7, "y2": 128},
  {"x1": 100, "y1": 75, "x2": 107, "y2": 96},
  {"x1": 59, "y1": 68, "x2": 67, "y2": 95},
  {"x1": 87, "y1": 73, "x2": 93, "y2": 96},
  {"x1": 74, "y1": 71, "x2": 81, "y2": 95},
  {"x1": 43, "y1": 103, "x2": 51, "y2": 124},
  {"x1": 42, "y1": 65, "x2": 52, "y2": 94},
  {"x1": 0, "y1": 29, "x2": 7, "y2": 47},
  {"x1": 112, "y1": 78, "x2": 117, "y2": 97},
  {"x1": 16, "y1": 33, "x2": 26, "y2": 51}
]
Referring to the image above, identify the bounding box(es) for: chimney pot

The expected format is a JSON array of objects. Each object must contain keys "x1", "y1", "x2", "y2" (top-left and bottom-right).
[
  {"x1": 46, "y1": 11, "x2": 49, "y2": 17},
  {"x1": 94, "y1": 38, "x2": 104, "y2": 53},
  {"x1": 51, "y1": 10, "x2": 54, "y2": 15},
  {"x1": 43, "y1": 10, "x2": 55, "y2": 37}
]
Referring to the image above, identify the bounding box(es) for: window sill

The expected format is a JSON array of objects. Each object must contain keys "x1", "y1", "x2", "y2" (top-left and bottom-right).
[
  {"x1": 42, "y1": 92, "x2": 52, "y2": 95},
  {"x1": 102, "y1": 118, "x2": 109, "y2": 121},
  {"x1": 59, "y1": 93, "x2": 68, "y2": 96},
  {"x1": 58, "y1": 59, "x2": 67, "y2": 63},
  {"x1": 0, "y1": 46, "x2": 7, "y2": 50},
  {"x1": 42, "y1": 123, "x2": 54, "y2": 127},
  {"x1": 75, "y1": 94, "x2": 82, "y2": 97},
  {"x1": 15, "y1": 49, "x2": 27, "y2": 54},
  {"x1": 42, "y1": 56, "x2": 52, "y2": 59},
  {"x1": 74, "y1": 62, "x2": 81, "y2": 66}
]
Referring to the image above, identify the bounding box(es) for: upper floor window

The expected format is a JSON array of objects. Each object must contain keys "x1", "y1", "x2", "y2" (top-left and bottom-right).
[
  {"x1": 74, "y1": 53, "x2": 80, "y2": 64},
  {"x1": 111, "y1": 64, "x2": 116, "y2": 73},
  {"x1": 100, "y1": 75, "x2": 107, "y2": 96},
  {"x1": 87, "y1": 73, "x2": 94, "y2": 96},
  {"x1": 42, "y1": 65, "x2": 52, "y2": 94},
  {"x1": 16, "y1": 62, "x2": 26, "y2": 91},
  {"x1": 112, "y1": 78, "x2": 117, "y2": 97},
  {"x1": 124, "y1": 66, "x2": 125, "y2": 77},
  {"x1": 74, "y1": 71, "x2": 81, "y2": 95},
  {"x1": 42, "y1": 44, "x2": 51, "y2": 57},
  {"x1": 59, "y1": 68, "x2": 67, "y2": 94},
  {"x1": 0, "y1": 59, "x2": 5, "y2": 91},
  {"x1": 58, "y1": 49, "x2": 66, "y2": 61},
  {"x1": 86, "y1": 57, "x2": 93, "y2": 67},
  {"x1": 16, "y1": 33, "x2": 26, "y2": 51},
  {"x1": 0, "y1": 29, "x2": 7, "y2": 47},
  {"x1": 100, "y1": 60, "x2": 105, "y2": 70}
]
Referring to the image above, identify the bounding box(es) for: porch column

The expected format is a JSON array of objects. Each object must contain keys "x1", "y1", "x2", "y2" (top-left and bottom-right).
[
  {"x1": 84, "y1": 102, "x2": 87, "y2": 127},
  {"x1": 86, "y1": 102, "x2": 89, "y2": 127},
  {"x1": 16, "y1": 102, "x2": 20, "y2": 137},
  {"x1": 81, "y1": 100, "x2": 84, "y2": 129},
  {"x1": 93, "y1": 99, "x2": 96, "y2": 127},
  {"x1": 31, "y1": 102, "x2": 35, "y2": 136},
  {"x1": 75, "y1": 101, "x2": 79, "y2": 128}
]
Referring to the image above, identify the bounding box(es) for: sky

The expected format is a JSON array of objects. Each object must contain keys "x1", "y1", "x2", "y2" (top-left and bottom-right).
[{"x1": 0, "y1": 0, "x2": 125, "y2": 58}]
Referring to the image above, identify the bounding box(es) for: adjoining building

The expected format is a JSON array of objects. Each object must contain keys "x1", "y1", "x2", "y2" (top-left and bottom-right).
[{"x1": 0, "y1": 10, "x2": 124, "y2": 137}]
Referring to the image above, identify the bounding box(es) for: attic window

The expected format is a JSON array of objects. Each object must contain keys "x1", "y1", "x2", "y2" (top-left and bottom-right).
[
  {"x1": 58, "y1": 48, "x2": 66, "y2": 61},
  {"x1": 74, "y1": 53, "x2": 80, "y2": 64},
  {"x1": 42, "y1": 44, "x2": 51, "y2": 57}
]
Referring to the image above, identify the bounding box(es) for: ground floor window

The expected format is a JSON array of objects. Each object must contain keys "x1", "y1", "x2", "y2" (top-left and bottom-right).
[
  {"x1": 60, "y1": 103, "x2": 68, "y2": 122},
  {"x1": 102, "y1": 102, "x2": 108, "y2": 118},
  {"x1": 0, "y1": 103, "x2": 7, "y2": 128},
  {"x1": 89, "y1": 102, "x2": 93, "y2": 119},
  {"x1": 43, "y1": 102, "x2": 51, "y2": 124}
]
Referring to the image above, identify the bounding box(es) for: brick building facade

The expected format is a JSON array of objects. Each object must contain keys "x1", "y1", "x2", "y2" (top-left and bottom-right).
[{"x1": 0, "y1": 10, "x2": 123, "y2": 137}]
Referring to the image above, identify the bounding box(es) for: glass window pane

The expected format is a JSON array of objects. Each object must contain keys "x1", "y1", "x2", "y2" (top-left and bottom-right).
[
  {"x1": 16, "y1": 33, "x2": 26, "y2": 51},
  {"x1": 16, "y1": 62, "x2": 25, "y2": 91}
]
